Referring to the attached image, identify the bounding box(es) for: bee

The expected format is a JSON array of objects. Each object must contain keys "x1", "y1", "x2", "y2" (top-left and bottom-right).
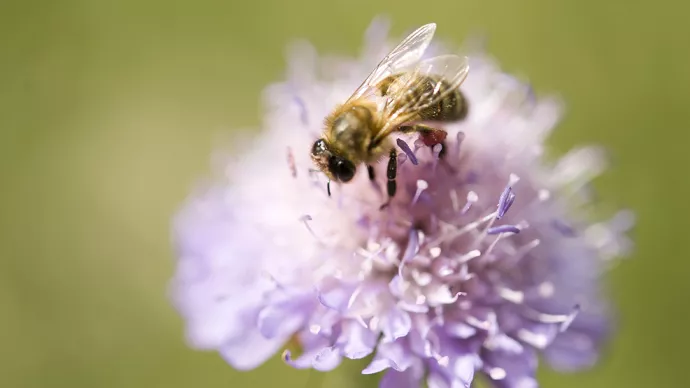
[{"x1": 310, "y1": 23, "x2": 470, "y2": 206}]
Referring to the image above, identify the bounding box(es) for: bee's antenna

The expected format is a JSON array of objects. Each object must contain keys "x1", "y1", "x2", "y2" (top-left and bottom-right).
[{"x1": 327, "y1": 180, "x2": 332, "y2": 197}]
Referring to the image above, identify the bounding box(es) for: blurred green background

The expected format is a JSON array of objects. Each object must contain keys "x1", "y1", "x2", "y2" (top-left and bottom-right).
[{"x1": 1, "y1": 0, "x2": 688, "y2": 387}]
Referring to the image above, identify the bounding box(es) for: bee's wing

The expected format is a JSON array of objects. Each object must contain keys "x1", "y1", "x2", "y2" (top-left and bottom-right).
[
  {"x1": 376, "y1": 54, "x2": 470, "y2": 139},
  {"x1": 346, "y1": 23, "x2": 437, "y2": 102}
]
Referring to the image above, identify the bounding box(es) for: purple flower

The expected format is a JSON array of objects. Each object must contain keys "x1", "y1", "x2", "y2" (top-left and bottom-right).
[{"x1": 170, "y1": 17, "x2": 634, "y2": 387}]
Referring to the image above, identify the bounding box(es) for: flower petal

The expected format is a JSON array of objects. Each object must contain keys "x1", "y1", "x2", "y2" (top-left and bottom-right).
[
  {"x1": 544, "y1": 330, "x2": 599, "y2": 371},
  {"x1": 337, "y1": 320, "x2": 378, "y2": 359},
  {"x1": 317, "y1": 276, "x2": 356, "y2": 312},
  {"x1": 379, "y1": 364, "x2": 424, "y2": 388},
  {"x1": 257, "y1": 297, "x2": 310, "y2": 339},
  {"x1": 482, "y1": 345, "x2": 538, "y2": 388},
  {"x1": 282, "y1": 346, "x2": 342, "y2": 372},
  {"x1": 381, "y1": 308, "x2": 412, "y2": 341},
  {"x1": 220, "y1": 329, "x2": 287, "y2": 370},
  {"x1": 362, "y1": 339, "x2": 414, "y2": 374}
]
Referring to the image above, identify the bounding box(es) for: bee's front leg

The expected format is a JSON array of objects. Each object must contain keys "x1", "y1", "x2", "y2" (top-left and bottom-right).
[
  {"x1": 380, "y1": 148, "x2": 397, "y2": 210},
  {"x1": 367, "y1": 165, "x2": 376, "y2": 181}
]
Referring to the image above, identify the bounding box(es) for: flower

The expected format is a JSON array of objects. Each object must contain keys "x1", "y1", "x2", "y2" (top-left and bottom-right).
[{"x1": 170, "y1": 17, "x2": 634, "y2": 387}]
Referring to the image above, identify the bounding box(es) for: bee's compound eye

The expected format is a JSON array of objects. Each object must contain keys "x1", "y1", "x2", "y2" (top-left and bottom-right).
[
  {"x1": 311, "y1": 139, "x2": 328, "y2": 156},
  {"x1": 332, "y1": 158, "x2": 356, "y2": 183}
]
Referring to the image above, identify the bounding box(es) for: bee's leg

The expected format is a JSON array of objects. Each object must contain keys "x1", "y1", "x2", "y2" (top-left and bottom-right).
[
  {"x1": 380, "y1": 148, "x2": 397, "y2": 210},
  {"x1": 367, "y1": 165, "x2": 376, "y2": 181}
]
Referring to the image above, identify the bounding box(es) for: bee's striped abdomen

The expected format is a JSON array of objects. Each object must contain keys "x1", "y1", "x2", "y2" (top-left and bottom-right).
[{"x1": 378, "y1": 74, "x2": 468, "y2": 123}]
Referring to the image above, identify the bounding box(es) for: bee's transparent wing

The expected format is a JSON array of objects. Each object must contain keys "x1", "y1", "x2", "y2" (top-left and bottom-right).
[
  {"x1": 346, "y1": 23, "x2": 436, "y2": 102},
  {"x1": 377, "y1": 54, "x2": 470, "y2": 136}
]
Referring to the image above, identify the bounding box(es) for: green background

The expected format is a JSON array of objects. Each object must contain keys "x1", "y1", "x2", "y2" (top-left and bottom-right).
[{"x1": 1, "y1": 0, "x2": 687, "y2": 387}]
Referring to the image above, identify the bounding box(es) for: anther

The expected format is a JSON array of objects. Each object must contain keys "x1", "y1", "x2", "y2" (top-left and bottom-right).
[
  {"x1": 462, "y1": 191, "x2": 478, "y2": 214},
  {"x1": 487, "y1": 225, "x2": 521, "y2": 235},
  {"x1": 396, "y1": 138, "x2": 418, "y2": 165},
  {"x1": 412, "y1": 179, "x2": 429, "y2": 205}
]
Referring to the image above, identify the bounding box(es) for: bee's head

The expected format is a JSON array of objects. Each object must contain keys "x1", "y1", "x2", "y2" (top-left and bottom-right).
[{"x1": 311, "y1": 139, "x2": 356, "y2": 183}]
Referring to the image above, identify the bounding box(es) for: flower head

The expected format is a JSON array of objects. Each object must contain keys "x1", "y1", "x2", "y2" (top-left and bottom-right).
[{"x1": 170, "y1": 18, "x2": 634, "y2": 387}]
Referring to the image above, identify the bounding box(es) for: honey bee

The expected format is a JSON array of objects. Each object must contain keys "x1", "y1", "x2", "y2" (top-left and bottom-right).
[{"x1": 310, "y1": 23, "x2": 470, "y2": 205}]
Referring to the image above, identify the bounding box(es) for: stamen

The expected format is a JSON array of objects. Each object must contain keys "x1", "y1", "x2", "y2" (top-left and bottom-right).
[
  {"x1": 435, "y1": 355, "x2": 450, "y2": 367},
  {"x1": 396, "y1": 138, "x2": 418, "y2": 165},
  {"x1": 431, "y1": 143, "x2": 443, "y2": 174},
  {"x1": 487, "y1": 225, "x2": 521, "y2": 235},
  {"x1": 345, "y1": 287, "x2": 363, "y2": 311},
  {"x1": 559, "y1": 304, "x2": 580, "y2": 332},
  {"x1": 520, "y1": 304, "x2": 581, "y2": 327},
  {"x1": 398, "y1": 228, "x2": 420, "y2": 277},
  {"x1": 413, "y1": 138, "x2": 425, "y2": 152},
  {"x1": 465, "y1": 313, "x2": 496, "y2": 332},
  {"x1": 506, "y1": 239, "x2": 540, "y2": 266},
  {"x1": 458, "y1": 249, "x2": 481, "y2": 263},
  {"x1": 411, "y1": 270, "x2": 433, "y2": 286},
  {"x1": 412, "y1": 179, "x2": 429, "y2": 205},
  {"x1": 496, "y1": 186, "x2": 516, "y2": 220},
  {"x1": 437, "y1": 265, "x2": 454, "y2": 277},
  {"x1": 299, "y1": 215, "x2": 321, "y2": 242},
  {"x1": 354, "y1": 315, "x2": 368, "y2": 328},
  {"x1": 489, "y1": 367, "x2": 507, "y2": 380},
  {"x1": 484, "y1": 233, "x2": 504, "y2": 258},
  {"x1": 450, "y1": 190, "x2": 460, "y2": 212},
  {"x1": 538, "y1": 189, "x2": 551, "y2": 201},
  {"x1": 397, "y1": 152, "x2": 408, "y2": 166},
  {"x1": 432, "y1": 143, "x2": 443, "y2": 158},
  {"x1": 516, "y1": 329, "x2": 550, "y2": 349},
  {"x1": 368, "y1": 316, "x2": 380, "y2": 331},
  {"x1": 538, "y1": 281, "x2": 555, "y2": 298},
  {"x1": 293, "y1": 96, "x2": 309, "y2": 126},
  {"x1": 260, "y1": 269, "x2": 287, "y2": 289},
  {"x1": 498, "y1": 287, "x2": 525, "y2": 304},
  {"x1": 462, "y1": 191, "x2": 478, "y2": 214},
  {"x1": 552, "y1": 219, "x2": 576, "y2": 237},
  {"x1": 432, "y1": 306, "x2": 445, "y2": 326},
  {"x1": 355, "y1": 243, "x2": 388, "y2": 265},
  {"x1": 397, "y1": 300, "x2": 430, "y2": 313},
  {"x1": 430, "y1": 212, "x2": 496, "y2": 246},
  {"x1": 286, "y1": 147, "x2": 297, "y2": 178},
  {"x1": 455, "y1": 131, "x2": 465, "y2": 155}
]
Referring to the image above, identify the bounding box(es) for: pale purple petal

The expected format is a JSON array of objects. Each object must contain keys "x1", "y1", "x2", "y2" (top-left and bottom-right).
[
  {"x1": 381, "y1": 308, "x2": 412, "y2": 341},
  {"x1": 379, "y1": 364, "x2": 424, "y2": 388},
  {"x1": 282, "y1": 344, "x2": 343, "y2": 372},
  {"x1": 544, "y1": 330, "x2": 600, "y2": 371},
  {"x1": 317, "y1": 277, "x2": 357, "y2": 312},
  {"x1": 337, "y1": 320, "x2": 378, "y2": 359},
  {"x1": 257, "y1": 293, "x2": 312, "y2": 338},
  {"x1": 220, "y1": 329, "x2": 288, "y2": 370},
  {"x1": 482, "y1": 346, "x2": 538, "y2": 388},
  {"x1": 363, "y1": 340, "x2": 415, "y2": 374}
]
